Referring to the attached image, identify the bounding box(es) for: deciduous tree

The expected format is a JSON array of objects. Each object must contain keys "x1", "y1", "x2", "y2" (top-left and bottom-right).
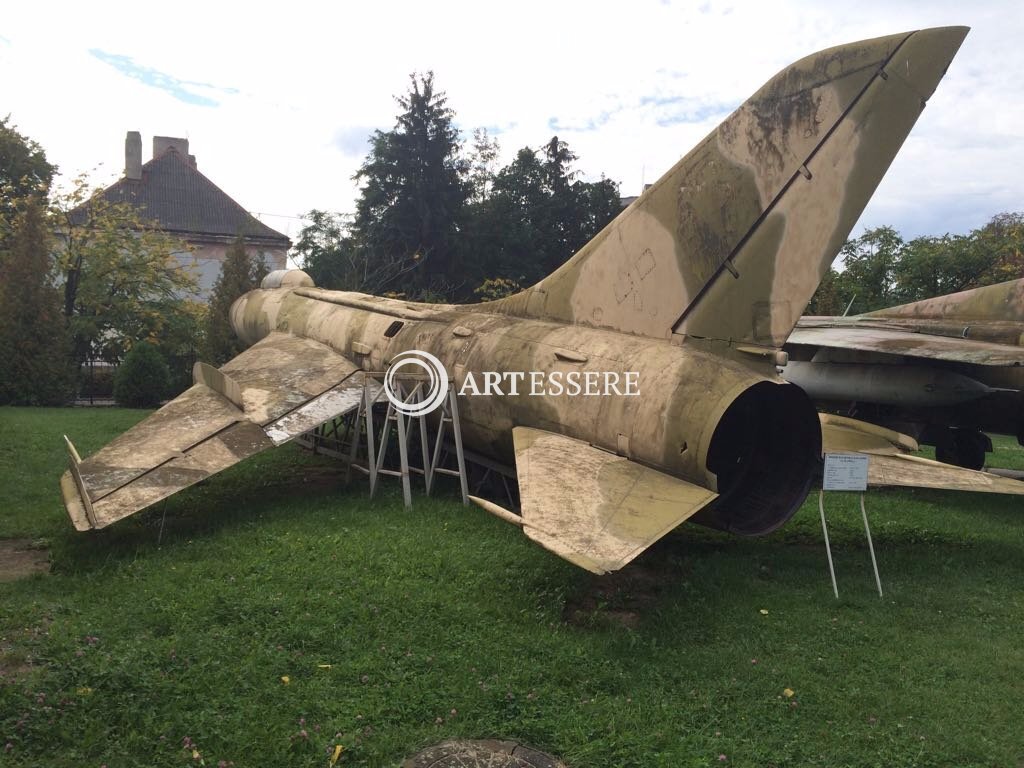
[
  {"x1": 113, "y1": 341, "x2": 170, "y2": 408},
  {"x1": 292, "y1": 209, "x2": 366, "y2": 290},
  {"x1": 467, "y1": 128, "x2": 500, "y2": 205},
  {"x1": 807, "y1": 213, "x2": 1024, "y2": 316},
  {"x1": 54, "y1": 175, "x2": 198, "y2": 362},
  {"x1": 466, "y1": 136, "x2": 620, "y2": 289},
  {"x1": 299, "y1": 80, "x2": 619, "y2": 303},
  {"x1": 0, "y1": 116, "x2": 55, "y2": 229}
]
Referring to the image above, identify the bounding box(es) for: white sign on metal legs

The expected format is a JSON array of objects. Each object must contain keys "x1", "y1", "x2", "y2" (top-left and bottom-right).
[{"x1": 819, "y1": 453, "x2": 883, "y2": 600}]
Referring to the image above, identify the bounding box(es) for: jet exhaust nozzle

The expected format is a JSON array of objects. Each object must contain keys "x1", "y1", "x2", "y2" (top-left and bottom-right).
[{"x1": 693, "y1": 381, "x2": 822, "y2": 536}]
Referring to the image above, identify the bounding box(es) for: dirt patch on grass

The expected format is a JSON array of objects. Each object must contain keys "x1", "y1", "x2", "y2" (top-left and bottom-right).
[
  {"x1": 563, "y1": 563, "x2": 668, "y2": 629},
  {"x1": 0, "y1": 539, "x2": 50, "y2": 582},
  {"x1": 0, "y1": 644, "x2": 33, "y2": 682}
]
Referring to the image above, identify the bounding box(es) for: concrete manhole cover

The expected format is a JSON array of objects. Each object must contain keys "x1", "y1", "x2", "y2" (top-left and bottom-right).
[{"x1": 402, "y1": 740, "x2": 565, "y2": 768}]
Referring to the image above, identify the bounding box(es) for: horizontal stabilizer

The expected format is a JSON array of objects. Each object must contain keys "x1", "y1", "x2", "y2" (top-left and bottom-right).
[
  {"x1": 820, "y1": 414, "x2": 1024, "y2": 495},
  {"x1": 865, "y1": 454, "x2": 1024, "y2": 494},
  {"x1": 476, "y1": 427, "x2": 718, "y2": 574}
]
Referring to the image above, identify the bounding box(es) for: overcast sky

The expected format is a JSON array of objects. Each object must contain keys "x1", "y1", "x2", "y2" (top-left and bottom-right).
[{"x1": 2, "y1": 1, "x2": 1021, "y2": 250}]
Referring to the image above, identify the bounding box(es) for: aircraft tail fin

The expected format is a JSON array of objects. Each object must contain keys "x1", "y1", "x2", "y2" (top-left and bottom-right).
[{"x1": 493, "y1": 27, "x2": 968, "y2": 347}]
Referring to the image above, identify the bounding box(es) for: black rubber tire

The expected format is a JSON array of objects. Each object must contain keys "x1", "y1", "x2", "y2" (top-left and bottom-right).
[{"x1": 936, "y1": 429, "x2": 988, "y2": 470}]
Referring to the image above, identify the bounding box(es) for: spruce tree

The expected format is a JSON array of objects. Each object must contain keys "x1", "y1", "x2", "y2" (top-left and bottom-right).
[
  {"x1": 352, "y1": 72, "x2": 470, "y2": 297},
  {"x1": 202, "y1": 236, "x2": 266, "y2": 365}
]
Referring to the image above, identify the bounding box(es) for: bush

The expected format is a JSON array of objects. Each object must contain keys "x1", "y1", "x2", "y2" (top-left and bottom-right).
[{"x1": 113, "y1": 342, "x2": 170, "y2": 407}]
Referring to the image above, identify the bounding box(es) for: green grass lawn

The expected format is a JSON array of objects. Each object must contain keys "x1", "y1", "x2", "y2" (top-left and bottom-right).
[{"x1": 1, "y1": 407, "x2": 1022, "y2": 767}]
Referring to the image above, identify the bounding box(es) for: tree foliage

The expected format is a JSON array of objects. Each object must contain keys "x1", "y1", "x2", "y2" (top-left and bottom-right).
[
  {"x1": 351, "y1": 72, "x2": 471, "y2": 297},
  {"x1": 292, "y1": 209, "x2": 365, "y2": 290},
  {"x1": 0, "y1": 116, "x2": 56, "y2": 230},
  {"x1": 473, "y1": 277, "x2": 521, "y2": 302},
  {"x1": 113, "y1": 341, "x2": 170, "y2": 407},
  {"x1": 293, "y1": 74, "x2": 620, "y2": 302},
  {"x1": 161, "y1": 299, "x2": 207, "y2": 396},
  {"x1": 0, "y1": 199, "x2": 76, "y2": 405},
  {"x1": 202, "y1": 236, "x2": 267, "y2": 365},
  {"x1": 299, "y1": 73, "x2": 1024, "y2": 319},
  {"x1": 466, "y1": 128, "x2": 500, "y2": 205},
  {"x1": 808, "y1": 214, "x2": 1024, "y2": 316},
  {"x1": 53, "y1": 175, "x2": 198, "y2": 361},
  {"x1": 467, "y1": 136, "x2": 620, "y2": 288}
]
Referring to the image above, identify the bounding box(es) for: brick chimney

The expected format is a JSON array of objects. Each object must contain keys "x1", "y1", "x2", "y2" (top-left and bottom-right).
[
  {"x1": 153, "y1": 136, "x2": 197, "y2": 168},
  {"x1": 125, "y1": 131, "x2": 142, "y2": 180}
]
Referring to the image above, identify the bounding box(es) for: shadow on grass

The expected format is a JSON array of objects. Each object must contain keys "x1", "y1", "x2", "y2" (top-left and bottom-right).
[
  {"x1": 43, "y1": 444, "x2": 1024, "y2": 648},
  {"x1": 49, "y1": 451, "x2": 358, "y2": 572}
]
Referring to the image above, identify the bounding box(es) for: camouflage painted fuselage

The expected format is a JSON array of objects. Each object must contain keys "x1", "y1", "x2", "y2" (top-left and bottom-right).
[{"x1": 231, "y1": 284, "x2": 819, "y2": 535}]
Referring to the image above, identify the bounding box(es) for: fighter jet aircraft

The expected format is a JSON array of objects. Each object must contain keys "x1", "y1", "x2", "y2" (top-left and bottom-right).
[
  {"x1": 63, "y1": 27, "x2": 980, "y2": 574},
  {"x1": 785, "y1": 278, "x2": 1024, "y2": 469}
]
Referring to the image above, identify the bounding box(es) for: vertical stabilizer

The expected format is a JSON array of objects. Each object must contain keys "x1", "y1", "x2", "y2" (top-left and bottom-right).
[{"x1": 494, "y1": 27, "x2": 968, "y2": 348}]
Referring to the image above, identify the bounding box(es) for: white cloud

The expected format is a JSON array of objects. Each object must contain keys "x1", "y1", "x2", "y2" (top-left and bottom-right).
[{"x1": 1, "y1": 0, "x2": 1021, "y2": 246}]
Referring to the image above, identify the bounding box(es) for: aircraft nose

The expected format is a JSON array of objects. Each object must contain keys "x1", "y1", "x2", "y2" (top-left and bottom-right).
[{"x1": 886, "y1": 26, "x2": 969, "y2": 104}]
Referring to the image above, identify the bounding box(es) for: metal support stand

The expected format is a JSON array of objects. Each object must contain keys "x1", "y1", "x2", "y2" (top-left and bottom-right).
[
  {"x1": 861, "y1": 493, "x2": 883, "y2": 598},
  {"x1": 297, "y1": 374, "x2": 469, "y2": 508},
  {"x1": 818, "y1": 489, "x2": 839, "y2": 599},
  {"x1": 424, "y1": 383, "x2": 469, "y2": 506},
  {"x1": 818, "y1": 489, "x2": 884, "y2": 599}
]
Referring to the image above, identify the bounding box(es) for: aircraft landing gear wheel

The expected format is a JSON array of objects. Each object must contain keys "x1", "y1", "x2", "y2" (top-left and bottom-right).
[{"x1": 935, "y1": 428, "x2": 990, "y2": 470}]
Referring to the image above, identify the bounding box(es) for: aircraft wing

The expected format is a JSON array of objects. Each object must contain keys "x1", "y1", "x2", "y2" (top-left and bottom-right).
[
  {"x1": 471, "y1": 427, "x2": 717, "y2": 574},
  {"x1": 820, "y1": 414, "x2": 1024, "y2": 494},
  {"x1": 789, "y1": 324, "x2": 1024, "y2": 366},
  {"x1": 61, "y1": 332, "x2": 375, "y2": 530}
]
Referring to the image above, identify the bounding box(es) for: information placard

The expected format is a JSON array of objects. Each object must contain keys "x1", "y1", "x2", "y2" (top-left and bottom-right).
[{"x1": 823, "y1": 452, "x2": 869, "y2": 492}]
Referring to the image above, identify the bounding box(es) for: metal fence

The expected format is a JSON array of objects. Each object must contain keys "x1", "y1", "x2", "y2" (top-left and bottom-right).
[{"x1": 74, "y1": 347, "x2": 197, "y2": 406}]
